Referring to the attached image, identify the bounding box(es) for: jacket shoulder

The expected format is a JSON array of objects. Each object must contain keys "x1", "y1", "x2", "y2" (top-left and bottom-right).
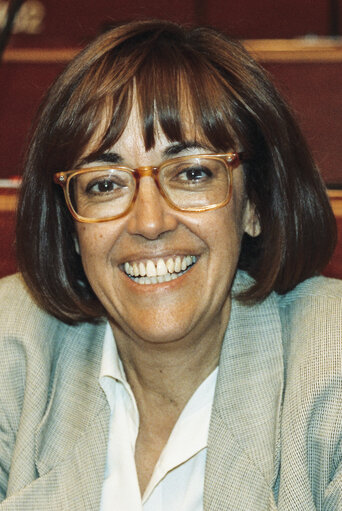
[
  {"x1": 0, "y1": 273, "x2": 72, "y2": 391},
  {"x1": 280, "y1": 275, "x2": 342, "y2": 305},
  {"x1": 278, "y1": 280, "x2": 342, "y2": 506},
  {"x1": 278, "y1": 275, "x2": 342, "y2": 347},
  {"x1": 0, "y1": 273, "x2": 55, "y2": 331},
  {"x1": 278, "y1": 275, "x2": 342, "y2": 415}
]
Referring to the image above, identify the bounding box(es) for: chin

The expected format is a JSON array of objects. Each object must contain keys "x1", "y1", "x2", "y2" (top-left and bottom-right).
[{"x1": 127, "y1": 315, "x2": 196, "y2": 345}]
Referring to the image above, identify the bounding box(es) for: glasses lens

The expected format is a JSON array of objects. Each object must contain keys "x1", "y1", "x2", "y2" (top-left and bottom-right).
[
  {"x1": 69, "y1": 168, "x2": 135, "y2": 220},
  {"x1": 159, "y1": 157, "x2": 230, "y2": 210}
]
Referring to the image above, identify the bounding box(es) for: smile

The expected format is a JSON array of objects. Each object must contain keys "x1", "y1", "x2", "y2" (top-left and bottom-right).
[{"x1": 123, "y1": 255, "x2": 197, "y2": 285}]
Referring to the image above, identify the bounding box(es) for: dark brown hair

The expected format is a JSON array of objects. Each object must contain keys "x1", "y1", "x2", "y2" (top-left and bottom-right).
[{"x1": 16, "y1": 20, "x2": 337, "y2": 323}]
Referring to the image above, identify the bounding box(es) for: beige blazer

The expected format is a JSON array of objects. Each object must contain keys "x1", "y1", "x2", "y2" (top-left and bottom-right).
[{"x1": 0, "y1": 272, "x2": 341, "y2": 510}]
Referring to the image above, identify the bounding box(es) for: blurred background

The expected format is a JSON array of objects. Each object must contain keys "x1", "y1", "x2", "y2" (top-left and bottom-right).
[{"x1": 0, "y1": 0, "x2": 341, "y2": 278}]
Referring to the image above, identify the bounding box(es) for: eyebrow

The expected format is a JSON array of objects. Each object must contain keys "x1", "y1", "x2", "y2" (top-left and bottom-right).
[
  {"x1": 90, "y1": 141, "x2": 209, "y2": 166},
  {"x1": 95, "y1": 152, "x2": 122, "y2": 164},
  {"x1": 163, "y1": 141, "x2": 209, "y2": 157}
]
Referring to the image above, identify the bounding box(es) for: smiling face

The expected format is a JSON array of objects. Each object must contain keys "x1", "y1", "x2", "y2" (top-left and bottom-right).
[{"x1": 75, "y1": 104, "x2": 259, "y2": 349}]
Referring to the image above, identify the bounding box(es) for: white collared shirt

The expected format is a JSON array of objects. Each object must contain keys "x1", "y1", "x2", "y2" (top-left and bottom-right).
[{"x1": 99, "y1": 323, "x2": 218, "y2": 511}]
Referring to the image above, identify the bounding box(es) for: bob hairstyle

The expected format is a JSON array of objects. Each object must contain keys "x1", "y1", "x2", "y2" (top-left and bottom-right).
[{"x1": 16, "y1": 19, "x2": 337, "y2": 324}]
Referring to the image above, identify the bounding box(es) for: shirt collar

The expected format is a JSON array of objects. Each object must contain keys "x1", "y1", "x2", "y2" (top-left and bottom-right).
[{"x1": 99, "y1": 322, "x2": 126, "y2": 382}]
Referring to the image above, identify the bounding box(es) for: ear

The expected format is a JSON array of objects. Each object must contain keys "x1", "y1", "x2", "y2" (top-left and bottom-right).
[{"x1": 243, "y1": 201, "x2": 261, "y2": 237}]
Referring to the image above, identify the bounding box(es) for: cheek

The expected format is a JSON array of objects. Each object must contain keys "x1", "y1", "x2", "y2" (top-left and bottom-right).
[
  {"x1": 210, "y1": 202, "x2": 246, "y2": 256},
  {"x1": 78, "y1": 226, "x2": 101, "y2": 253},
  {"x1": 75, "y1": 224, "x2": 116, "y2": 270},
  {"x1": 215, "y1": 221, "x2": 242, "y2": 267}
]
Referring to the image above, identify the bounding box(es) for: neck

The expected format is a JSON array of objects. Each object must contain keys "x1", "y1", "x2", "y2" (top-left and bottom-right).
[{"x1": 109, "y1": 303, "x2": 230, "y2": 410}]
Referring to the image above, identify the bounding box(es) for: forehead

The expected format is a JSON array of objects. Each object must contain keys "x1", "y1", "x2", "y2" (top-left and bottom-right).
[{"x1": 114, "y1": 102, "x2": 204, "y2": 147}]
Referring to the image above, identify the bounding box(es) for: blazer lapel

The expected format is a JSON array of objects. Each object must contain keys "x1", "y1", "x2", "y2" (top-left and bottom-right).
[
  {"x1": 204, "y1": 273, "x2": 284, "y2": 510},
  {"x1": 33, "y1": 320, "x2": 110, "y2": 510},
  {"x1": 1, "y1": 412, "x2": 109, "y2": 510}
]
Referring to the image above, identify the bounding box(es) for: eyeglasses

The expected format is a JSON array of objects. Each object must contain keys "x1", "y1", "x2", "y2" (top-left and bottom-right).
[{"x1": 53, "y1": 152, "x2": 242, "y2": 223}]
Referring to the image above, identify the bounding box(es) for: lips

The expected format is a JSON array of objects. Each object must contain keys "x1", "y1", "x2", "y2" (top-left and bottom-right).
[{"x1": 123, "y1": 255, "x2": 197, "y2": 285}]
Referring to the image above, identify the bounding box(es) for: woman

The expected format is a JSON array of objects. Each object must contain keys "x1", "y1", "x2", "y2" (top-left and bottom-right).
[{"x1": 0, "y1": 20, "x2": 341, "y2": 510}]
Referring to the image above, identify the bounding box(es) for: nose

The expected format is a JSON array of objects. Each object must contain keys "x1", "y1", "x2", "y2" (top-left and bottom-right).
[{"x1": 126, "y1": 176, "x2": 178, "y2": 239}]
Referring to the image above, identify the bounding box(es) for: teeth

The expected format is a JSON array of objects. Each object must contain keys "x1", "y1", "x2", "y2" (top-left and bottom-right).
[
  {"x1": 166, "y1": 258, "x2": 174, "y2": 273},
  {"x1": 123, "y1": 255, "x2": 197, "y2": 283},
  {"x1": 146, "y1": 260, "x2": 157, "y2": 277},
  {"x1": 156, "y1": 259, "x2": 167, "y2": 276},
  {"x1": 174, "y1": 256, "x2": 181, "y2": 273}
]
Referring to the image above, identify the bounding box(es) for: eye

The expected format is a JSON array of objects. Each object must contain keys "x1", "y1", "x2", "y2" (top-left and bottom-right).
[
  {"x1": 86, "y1": 178, "x2": 119, "y2": 194},
  {"x1": 81, "y1": 171, "x2": 131, "y2": 196},
  {"x1": 177, "y1": 165, "x2": 213, "y2": 182}
]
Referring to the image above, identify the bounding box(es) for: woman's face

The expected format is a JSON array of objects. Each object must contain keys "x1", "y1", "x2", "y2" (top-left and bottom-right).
[{"x1": 75, "y1": 104, "x2": 259, "y2": 345}]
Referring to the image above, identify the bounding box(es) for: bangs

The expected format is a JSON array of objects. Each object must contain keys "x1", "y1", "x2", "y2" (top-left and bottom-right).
[
  {"x1": 76, "y1": 38, "x2": 240, "y2": 165},
  {"x1": 136, "y1": 46, "x2": 238, "y2": 151}
]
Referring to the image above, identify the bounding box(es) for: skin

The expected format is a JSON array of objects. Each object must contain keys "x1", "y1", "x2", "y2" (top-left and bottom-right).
[{"x1": 75, "y1": 103, "x2": 260, "y2": 492}]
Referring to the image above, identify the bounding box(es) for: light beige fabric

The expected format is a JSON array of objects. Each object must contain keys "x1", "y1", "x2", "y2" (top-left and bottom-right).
[{"x1": 0, "y1": 271, "x2": 341, "y2": 510}]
